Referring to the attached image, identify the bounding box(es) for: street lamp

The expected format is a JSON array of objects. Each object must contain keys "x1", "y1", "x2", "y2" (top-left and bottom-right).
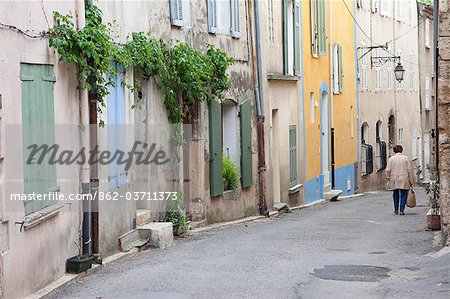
[{"x1": 394, "y1": 62, "x2": 405, "y2": 83}]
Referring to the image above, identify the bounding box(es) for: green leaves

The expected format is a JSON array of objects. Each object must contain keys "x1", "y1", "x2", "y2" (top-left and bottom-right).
[{"x1": 49, "y1": 4, "x2": 234, "y2": 125}]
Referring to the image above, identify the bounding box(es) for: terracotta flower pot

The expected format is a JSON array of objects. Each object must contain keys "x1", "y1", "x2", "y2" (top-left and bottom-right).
[{"x1": 427, "y1": 209, "x2": 441, "y2": 231}]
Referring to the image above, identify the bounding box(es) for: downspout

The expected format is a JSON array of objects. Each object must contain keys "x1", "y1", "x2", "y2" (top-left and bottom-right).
[
  {"x1": 76, "y1": 0, "x2": 92, "y2": 257},
  {"x1": 248, "y1": 0, "x2": 267, "y2": 215},
  {"x1": 329, "y1": 0, "x2": 335, "y2": 189},
  {"x1": 433, "y1": 0, "x2": 439, "y2": 175}
]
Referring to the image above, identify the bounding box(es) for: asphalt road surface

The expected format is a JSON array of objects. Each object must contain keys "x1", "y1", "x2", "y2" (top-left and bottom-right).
[{"x1": 49, "y1": 189, "x2": 450, "y2": 299}]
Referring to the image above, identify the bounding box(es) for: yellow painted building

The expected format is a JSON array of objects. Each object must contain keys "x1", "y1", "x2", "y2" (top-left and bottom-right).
[{"x1": 301, "y1": 0, "x2": 358, "y2": 202}]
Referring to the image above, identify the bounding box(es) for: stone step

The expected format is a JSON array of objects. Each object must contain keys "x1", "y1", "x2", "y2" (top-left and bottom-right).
[
  {"x1": 324, "y1": 189, "x2": 342, "y2": 202},
  {"x1": 136, "y1": 209, "x2": 152, "y2": 227},
  {"x1": 139, "y1": 222, "x2": 174, "y2": 249},
  {"x1": 118, "y1": 229, "x2": 150, "y2": 252}
]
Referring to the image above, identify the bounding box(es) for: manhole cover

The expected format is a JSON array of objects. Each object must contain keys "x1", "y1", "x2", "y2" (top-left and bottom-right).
[{"x1": 312, "y1": 265, "x2": 391, "y2": 282}]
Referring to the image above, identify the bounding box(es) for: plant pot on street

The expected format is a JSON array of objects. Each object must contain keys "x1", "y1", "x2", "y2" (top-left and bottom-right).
[
  {"x1": 427, "y1": 209, "x2": 441, "y2": 231},
  {"x1": 66, "y1": 255, "x2": 94, "y2": 274}
]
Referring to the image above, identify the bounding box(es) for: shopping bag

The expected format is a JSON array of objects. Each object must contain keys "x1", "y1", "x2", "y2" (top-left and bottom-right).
[{"x1": 407, "y1": 189, "x2": 416, "y2": 208}]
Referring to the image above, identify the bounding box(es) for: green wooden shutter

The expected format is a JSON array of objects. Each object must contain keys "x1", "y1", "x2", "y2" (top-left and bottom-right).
[
  {"x1": 289, "y1": 125, "x2": 297, "y2": 187},
  {"x1": 338, "y1": 44, "x2": 343, "y2": 92},
  {"x1": 209, "y1": 99, "x2": 223, "y2": 196},
  {"x1": 318, "y1": 0, "x2": 326, "y2": 55},
  {"x1": 240, "y1": 100, "x2": 252, "y2": 188},
  {"x1": 283, "y1": 0, "x2": 289, "y2": 74},
  {"x1": 294, "y1": 0, "x2": 300, "y2": 75},
  {"x1": 21, "y1": 63, "x2": 57, "y2": 215},
  {"x1": 311, "y1": 0, "x2": 318, "y2": 56}
]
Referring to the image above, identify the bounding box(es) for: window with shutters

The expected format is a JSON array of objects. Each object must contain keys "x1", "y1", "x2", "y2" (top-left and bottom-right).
[
  {"x1": 332, "y1": 43, "x2": 343, "y2": 94},
  {"x1": 289, "y1": 125, "x2": 297, "y2": 187},
  {"x1": 170, "y1": 0, "x2": 190, "y2": 27},
  {"x1": 208, "y1": 0, "x2": 240, "y2": 37},
  {"x1": 283, "y1": 0, "x2": 300, "y2": 75},
  {"x1": 317, "y1": 0, "x2": 326, "y2": 55},
  {"x1": 425, "y1": 18, "x2": 430, "y2": 48},
  {"x1": 375, "y1": 48, "x2": 382, "y2": 91},
  {"x1": 108, "y1": 64, "x2": 127, "y2": 188},
  {"x1": 398, "y1": 128, "x2": 404, "y2": 142},
  {"x1": 268, "y1": 0, "x2": 275, "y2": 43},
  {"x1": 360, "y1": 42, "x2": 368, "y2": 91},
  {"x1": 21, "y1": 63, "x2": 58, "y2": 215},
  {"x1": 409, "y1": 52, "x2": 415, "y2": 91},
  {"x1": 380, "y1": 0, "x2": 389, "y2": 16},
  {"x1": 311, "y1": 0, "x2": 318, "y2": 57},
  {"x1": 425, "y1": 76, "x2": 430, "y2": 110},
  {"x1": 395, "y1": 0, "x2": 401, "y2": 21},
  {"x1": 387, "y1": 48, "x2": 393, "y2": 90}
]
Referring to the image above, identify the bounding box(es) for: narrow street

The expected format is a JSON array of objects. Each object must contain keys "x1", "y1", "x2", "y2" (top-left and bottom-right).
[{"x1": 49, "y1": 190, "x2": 449, "y2": 299}]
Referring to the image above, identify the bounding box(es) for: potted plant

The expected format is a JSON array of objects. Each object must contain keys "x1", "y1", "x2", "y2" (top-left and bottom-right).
[
  {"x1": 426, "y1": 180, "x2": 441, "y2": 230},
  {"x1": 164, "y1": 191, "x2": 188, "y2": 236},
  {"x1": 66, "y1": 228, "x2": 94, "y2": 273},
  {"x1": 222, "y1": 155, "x2": 239, "y2": 191}
]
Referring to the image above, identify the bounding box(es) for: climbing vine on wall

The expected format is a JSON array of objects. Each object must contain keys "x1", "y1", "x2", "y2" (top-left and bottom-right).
[{"x1": 49, "y1": 4, "x2": 234, "y2": 125}]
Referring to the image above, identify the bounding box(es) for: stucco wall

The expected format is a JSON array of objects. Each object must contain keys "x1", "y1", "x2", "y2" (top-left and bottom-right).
[{"x1": 0, "y1": 1, "x2": 81, "y2": 298}]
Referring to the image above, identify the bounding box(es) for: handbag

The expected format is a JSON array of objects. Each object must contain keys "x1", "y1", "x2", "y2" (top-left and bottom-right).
[{"x1": 407, "y1": 188, "x2": 416, "y2": 208}]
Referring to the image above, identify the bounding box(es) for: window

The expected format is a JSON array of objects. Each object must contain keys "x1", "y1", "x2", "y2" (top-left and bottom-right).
[
  {"x1": 222, "y1": 101, "x2": 238, "y2": 165},
  {"x1": 375, "y1": 120, "x2": 387, "y2": 171},
  {"x1": 283, "y1": 0, "x2": 300, "y2": 75},
  {"x1": 372, "y1": 0, "x2": 378, "y2": 14},
  {"x1": 396, "y1": 0, "x2": 401, "y2": 21},
  {"x1": 396, "y1": 49, "x2": 403, "y2": 90},
  {"x1": 361, "y1": 122, "x2": 373, "y2": 175},
  {"x1": 412, "y1": 125, "x2": 417, "y2": 158},
  {"x1": 408, "y1": 0, "x2": 413, "y2": 26},
  {"x1": 375, "y1": 48, "x2": 382, "y2": 91},
  {"x1": 425, "y1": 18, "x2": 431, "y2": 48},
  {"x1": 398, "y1": 128, "x2": 404, "y2": 142},
  {"x1": 108, "y1": 64, "x2": 127, "y2": 188},
  {"x1": 208, "y1": 0, "x2": 240, "y2": 37},
  {"x1": 311, "y1": 0, "x2": 318, "y2": 57},
  {"x1": 170, "y1": 0, "x2": 189, "y2": 27},
  {"x1": 311, "y1": 0, "x2": 326, "y2": 56},
  {"x1": 268, "y1": 0, "x2": 275, "y2": 43},
  {"x1": 409, "y1": 52, "x2": 415, "y2": 91},
  {"x1": 289, "y1": 125, "x2": 297, "y2": 187},
  {"x1": 21, "y1": 63, "x2": 58, "y2": 215},
  {"x1": 387, "y1": 48, "x2": 393, "y2": 90},
  {"x1": 380, "y1": 0, "x2": 389, "y2": 16},
  {"x1": 425, "y1": 76, "x2": 430, "y2": 110},
  {"x1": 310, "y1": 92, "x2": 315, "y2": 123},
  {"x1": 332, "y1": 43, "x2": 343, "y2": 94},
  {"x1": 230, "y1": 0, "x2": 240, "y2": 38},
  {"x1": 207, "y1": 0, "x2": 218, "y2": 33},
  {"x1": 360, "y1": 42, "x2": 368, "y2": 90}
]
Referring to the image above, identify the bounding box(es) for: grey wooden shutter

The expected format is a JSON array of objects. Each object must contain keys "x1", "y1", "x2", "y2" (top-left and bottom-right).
[
  {"x1": 240, "y1": 99, "x2": 252, "y2": 188},
  {"x1": 209, "y1": 99, "x2": 223, "y2": 196},
  {"x1": 289, "y1": 125, "x2": 297, "y2": 187},
  {"x1": 318, "y1": 0, "x2": 326, "y2": 55},
  {"x1": 294, "y1": 0, "x2": 300, "y2": 75},
  {"x1": 230, "y1": 0, "x2": 240, "y2": 38},
  {"x1": 208, "y1": 0, "x2": 218, "y2": 33},
  {"x1": 311, "y1": 0, "x2": 318, "y2": 56},
  {"x1": 170, "y1": 0, "x2": 183, "y2": 26},
  {"x1": 283, "y1": 0, "x2": 289, "y2": 74}
]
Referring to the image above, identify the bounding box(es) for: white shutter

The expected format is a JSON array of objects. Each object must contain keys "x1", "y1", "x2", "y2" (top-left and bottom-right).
[
  {"x1": 425, "y1": 77, "x2": 430, "y2": 110},
  {"x1": 425, "y1": 19, "x2": 430, "y2": 48},
  {"x1": 332, "y1": 44, "x2": 339, "y2": 93},
  {"x1": 208, "y1": 0, "x2": 218, "y2": 33},
  {"x1": 170, "y1": 0, "x2": 183, "y2": 26},
  {"x1": 371, "y1": 0, "x2": 378, "y2": 14},
  {"x1": 230, "y1": 0, "x2": 240, "y2": 38}
]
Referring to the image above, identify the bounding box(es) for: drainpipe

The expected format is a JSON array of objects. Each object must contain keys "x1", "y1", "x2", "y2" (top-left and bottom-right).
[
  {"x1": 248, "y1": 0, "x2": 267, "y2": 215},
  {"x1": 329, "y1": 0, "x2": 335, "y2": 189},
  {"x1": 433, "y1": 0, "x2": 439, "y2": 175},
  {"x1": 76, "y1": 0, "x2": 92, "y2": 257}
]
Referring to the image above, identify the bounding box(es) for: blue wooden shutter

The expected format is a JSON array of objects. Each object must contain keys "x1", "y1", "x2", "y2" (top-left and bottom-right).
[
  {"x1": 318, "y1": 0, "x2": 326, "y2": 55},
  {"x1": 239, "y1": 99, "x2": 252, "y2": 188},
  {"x1": 289, "y1": 125, "x2": 297, "y2": 187},
  {"x1": 209, "y1": 99, "x2": 223, "y2": 196},
  {"x1": 21, "y1": 63, "x2": 58, "y2": 215},
  {"x1": 108, "y1": 64, "x2": 126, "y2": 188}
]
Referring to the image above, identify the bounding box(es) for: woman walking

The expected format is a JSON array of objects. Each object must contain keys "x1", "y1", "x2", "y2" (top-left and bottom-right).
[{"x1": 386, "y1": 145, "x2": 413, "y2": 215}]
